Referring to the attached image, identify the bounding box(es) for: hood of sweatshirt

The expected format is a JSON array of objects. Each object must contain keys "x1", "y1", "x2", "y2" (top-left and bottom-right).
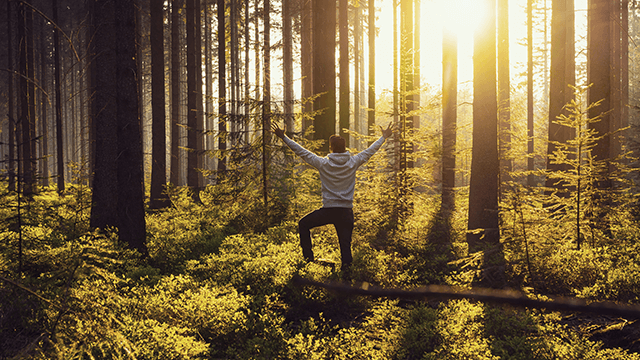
[{"x1": 327, "y1": 151, "x2": 351, "y2": 166}]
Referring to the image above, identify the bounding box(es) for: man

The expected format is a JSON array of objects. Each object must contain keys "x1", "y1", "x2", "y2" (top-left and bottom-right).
[{"x1": 272, "y1": 122, "x2": 394, "y2": 277}]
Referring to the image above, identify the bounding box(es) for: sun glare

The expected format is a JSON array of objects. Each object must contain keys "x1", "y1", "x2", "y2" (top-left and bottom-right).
[{"x1": 435, "y1": 0, "x2": 487, "y2": 38}]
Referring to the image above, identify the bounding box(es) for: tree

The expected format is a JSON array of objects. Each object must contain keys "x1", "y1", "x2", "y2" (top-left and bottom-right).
[
  {"x1": 186, "y1": 0, "x2": 202, "y2": 189},
  {"x1": 442, "y1": 27, "x2": 457, "y2": 213},
  {"x1": 498, "y1": 0, "x2": 511, "y2": 189},
  {"x1": 283, "y1": 0, "x2": 294, "y2": 135},
  {"x1": 90, "y1": 0, "x2": 147, "y2": 255},
  {"x1": 150, "y1": 0, "x2": 169, "y2": 209},
  {"x1": 7, "y1": 0, "x2": 16, "y2": 192},
  {"x1": 218, "y1": 0, "x2": 227, "y2": 173},
  {"x1": 587, "y1": 0, "x2": 611, "y2": 181},
  {"x1": 313, "y1": 0, "x2": 336, "y2": 152},
  {"x1": 545, "y1": 0, "x2": 575, "y2": 194},
  {"x1": 527, "y1": 0, "x2": 534, "y2": 186},
  {"x1": 170, "y1": 0, "x2": 182, "y2": 185},
  {"x1": 262, "y1": 0, "x2": 272, "y2": 207},
  {"x1": 468, "y1": 0, "x2": 499, "y2": 248},
  {"x1": 18, "y1": 0, "x2": 37, "y2": 197},
  {"x1": 339, "y1": 0, "x2": 349, "y2": 146},
  {"x1": 301, "y1": 0, "x2": 313, "y2": 135},
  {"x1": 368, "y1": 0, "x2": 375, "y2": 139}
]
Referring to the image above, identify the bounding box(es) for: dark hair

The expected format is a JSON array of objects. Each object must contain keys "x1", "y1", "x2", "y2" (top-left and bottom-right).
[{"x1": 329, "y1": 135, "x2": 346, "y2": 153}]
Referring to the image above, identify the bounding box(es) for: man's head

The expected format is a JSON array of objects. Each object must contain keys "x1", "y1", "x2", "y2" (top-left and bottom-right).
[{"x1": 329, "y1": 135, "x2": 346, "y2": 153}]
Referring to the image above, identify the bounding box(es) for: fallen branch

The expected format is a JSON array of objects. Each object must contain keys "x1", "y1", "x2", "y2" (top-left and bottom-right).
[{"x1": 292, "y1": 275, "x2": 640, "y2": 319}]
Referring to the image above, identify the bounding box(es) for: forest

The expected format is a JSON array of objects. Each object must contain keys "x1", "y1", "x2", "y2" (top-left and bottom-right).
[{"x1": 2, "y1": 0, "x2": 640, "y2": 358}]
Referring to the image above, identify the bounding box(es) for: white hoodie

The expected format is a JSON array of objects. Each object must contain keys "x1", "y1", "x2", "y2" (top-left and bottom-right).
[{"x1": 283, "y1": 136, "x2": 386, "y2": 208}]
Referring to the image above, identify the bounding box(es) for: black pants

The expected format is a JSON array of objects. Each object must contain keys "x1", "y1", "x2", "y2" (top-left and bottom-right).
[{"x1": 299, "y1": 207, "x2": 354, "y2": 270}]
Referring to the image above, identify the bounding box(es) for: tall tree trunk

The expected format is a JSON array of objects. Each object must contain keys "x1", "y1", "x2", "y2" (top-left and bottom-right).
[
  {"x1": 263, "y1": 0, "x2": 271, "y2": 207},
  {"x1": 186, "y1": 0, "x2": 199, "y2": 189},
  {"x1": 195, "y1": 0, "x2": 204, "y2": 186},
  {"x1": 40, "y1": 18, "x2": 49, "y2": 187},
  {"x1": 527, "y1": 0, "x2": 534, "y2": 186},
  {"x1": 545, "y1": 0, "x2": 575, "y2": 194},
  {"x1": 339, "y1": 0, "x2": 349, "y2": 146},
  {"x1": 588, "y1": 0, "x2": 611, "y2": 183},
  {"x1": 368, "y1": 0, "x2": 375, "y2": 139},
  {"x1": 413, "y1": 0, "x2": 420, "y2": 130},
  {"x1": 313, "y1": 0, "x2": 336, "y2": 153},
  {"x1": 7, "y1": 0, "x2": 16, "y2": 192},
  {"x1": 150, "y1": 0, "x2": 169, "y2": 209},
  {"x1": 442, "y1": 27, "x2": 457, "y2": 212},
  {"x1": 170, "y1": 0, "x2": 182, "y2": 185},
  {"x1": 354, "y1": 3, "x2": 361, "y2": 149},
  {"x1": 115, "y1": 0, "x2": 147, "y2": 255},
  {"x1": 218, "y1": 0, "x2": 227, "y2": 173},
  {"x1": 301, "y1": 0, "x2": 313, "y2": 135},
  {"x1": 468, "y1": 0, "x2": 499, "y2": 249},
  {"x1": 245, "y1": 0, "x2": 251, "y2": 145},
  {"x1": 498, "y1": 0, "x2": 511, "y2": 190},
  {"x1": 400, "y1": 0, "x2": 413, "y2": 170},
  {"x1": 91, "y1": 0, "x2": 119, "y2": 231},
  {"x1": 283, "y1": 0, "x2": 294, "y2": 135},
  {"x1": 19, "y1": 0, "x2": 36, "y2": 196}
]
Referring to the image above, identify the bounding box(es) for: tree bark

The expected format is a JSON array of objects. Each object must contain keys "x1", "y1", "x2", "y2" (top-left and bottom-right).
[
  {"x1": 587, "y1": 0, "x2": 611, "y2": 184},
  {"x1": 368, "y1": 0, "x2": 375, "y2": 140},
  {"x1": 218, "y1": 0, "x2": 227, "y2": 173},
  {"x1": 115, "y1": 0, "x2": 147, "y2": 255},
  {"x1": 301, "y1": 0, "x2": 313, "y2": 135},
  {"x1": 263, "y1": 0, "x2": 271, "y2": 207},
  {"x1": 170, "y1": 0, "x2": 182, "y2": 185},
  {"x1": 442, "y1": 28, "x2": 457, "y2": 212},
  {"x1": 468, "y1": 0, "x2": 499, "y2": 248},
  {"x1": 186, "y1": 0, "x2": 200, "y2": 189},
  {"x1": 91, "y1": 0, "x2": 119, "y2": 230},
  {"x1": 7, "y1": 0, "x2": 16, "y2": 192},
  {"x1": 313, "y1": 0, "x2": 336, "y2": 153},
  {"x1": 545, "y1": 0, "x2": 575, "y2": 193},
  {"x1": 339, "y1": 0, "x2": 349, "y2": 146},
  {"x1": 498, "y1": 0, "x2": 511, "y2": 189},
  {"x1": 527, "y1": 0, "x2": 534, "y2": 186},
  {"x1": 150, "y1": 0, "x2": 169, "y2": 209},
  {"x1": 283, "y1": 0, "x2": 294, "y2": 136}
]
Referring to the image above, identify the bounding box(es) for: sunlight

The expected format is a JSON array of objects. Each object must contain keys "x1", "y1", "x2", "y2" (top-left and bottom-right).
[{"x1": 436, "y1": 0, "x2": 487, "y2": 38}]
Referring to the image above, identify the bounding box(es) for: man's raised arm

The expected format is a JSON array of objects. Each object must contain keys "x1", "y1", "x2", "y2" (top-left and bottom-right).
[{"x1": 271, "y1": 122, "x2": 324, "y2": 168}]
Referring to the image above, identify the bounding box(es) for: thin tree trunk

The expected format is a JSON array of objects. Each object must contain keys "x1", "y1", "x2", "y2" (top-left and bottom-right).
[
  {"x1": 413, "y1": 0, "x2": 420, "y2": 130},
  {"x1": 283, "y1": 0, "x2": 294, "y2": 135},
  {"x1": 170, "y1": 0, "x2": 182, "y2": 185},
  {"x1": 301, "y1": 0, "x2": 313, "y2": 135},
  {"x1": 368, "y1": 0, "x2": 375, "y2": 140},
  {"x1": 150, "y1": 0, "x2": 169, "y2": 209},
  {"x1": 7, "y1": 0, "x2": 16, "y2": 192},
  {"x1": 263, "y1": 0, "x2": 271, "y2": 207},
  {"x1": 40, "y1": 18, "x2": 49, "y2": 187},
  {"x1": 354, "y1": 3, "x2": 360, "y2": 149},
  {"x1": 19, "y1": 0, "x2": 35, "y2": 196},
  {"x1": 186, "y1": 0, "x2": 199, "y2": 188},
  {"x1": 527, "y1": 0, "x2": 535, "y2": 186},
  {"x1": 339, "y1": 0, "x2": 349, "y2": 146},
  {"x1": 218, "y1": 0, "x2": 227, "y2": 173},
  {"x1": 498, "y1": 0, "x2": 511, "y2": 190},
  {"x1": 442, "y1": 27, "x2": 457, "y2": 212}
]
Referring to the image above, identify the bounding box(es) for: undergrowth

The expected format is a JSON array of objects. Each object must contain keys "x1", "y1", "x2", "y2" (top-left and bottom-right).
[{"x1": 2, "y1": 138, "x2": 640, "y2": 359}]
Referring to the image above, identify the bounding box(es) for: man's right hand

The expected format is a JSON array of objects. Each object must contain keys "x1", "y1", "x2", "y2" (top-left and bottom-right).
[
  {"x1": 380, "y1": 122, "x2": 395, "y2": 139},
  {"x1": 271, "y1": 122, "x2": 285, "y2": 139}
]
